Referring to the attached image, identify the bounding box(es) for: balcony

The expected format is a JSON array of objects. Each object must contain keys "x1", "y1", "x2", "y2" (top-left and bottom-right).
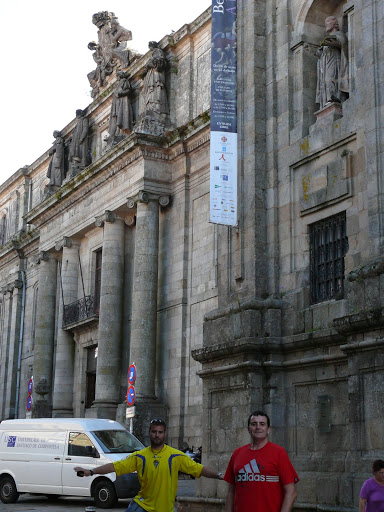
[{"x1": 62, "y1": 295, "x2": 98, "y2": 328}]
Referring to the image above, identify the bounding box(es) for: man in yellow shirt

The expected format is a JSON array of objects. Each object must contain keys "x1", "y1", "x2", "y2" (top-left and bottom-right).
[{"x1": 74, "y1": 418, "x2": 223, "y2": 512}]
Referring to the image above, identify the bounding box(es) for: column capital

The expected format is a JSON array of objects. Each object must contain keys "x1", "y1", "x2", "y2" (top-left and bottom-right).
[
  {"x1": 125, "y1": 214, "x2": 136, "y2": 227},
  {"x1": 127, "y1": 191, "x2": 171, "y2": 208},
  {"x1": 95, "y1": 210, "x2": 117, "y2": 227},
  {"x1": 55, "y1": 236, "x2": 77, "y2": 251},
  {"x1": 32, "y1": 251, "x2": 50, "y2": 264}
]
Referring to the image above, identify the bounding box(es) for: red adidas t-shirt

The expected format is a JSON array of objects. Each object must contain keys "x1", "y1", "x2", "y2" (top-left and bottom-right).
[{"x1": 224, "y1": 442, "x2": 299, "y2": 512}]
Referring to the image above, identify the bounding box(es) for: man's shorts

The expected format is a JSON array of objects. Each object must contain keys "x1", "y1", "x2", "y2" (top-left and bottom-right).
[{"x1": 126, "y1": 501, "x2": 146, "y2": 512}]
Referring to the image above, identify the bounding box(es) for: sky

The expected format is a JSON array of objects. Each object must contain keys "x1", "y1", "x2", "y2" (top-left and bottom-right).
[{"x1": 0, "y1": 0, "x2": 210, "y2": 186}]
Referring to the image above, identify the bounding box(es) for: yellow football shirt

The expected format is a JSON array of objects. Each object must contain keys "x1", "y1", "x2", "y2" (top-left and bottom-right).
[{"x1": 113, "y1": 444, "x2": 203, "y2": 512}]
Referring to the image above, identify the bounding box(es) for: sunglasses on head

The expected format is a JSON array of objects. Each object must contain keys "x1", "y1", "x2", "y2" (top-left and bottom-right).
[{"x1": 150, "y1": 418, "x2": 166, "y2": 425}]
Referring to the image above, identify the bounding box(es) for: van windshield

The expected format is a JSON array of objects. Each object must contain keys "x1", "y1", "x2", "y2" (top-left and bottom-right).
[{"x1": 92, "y1": 430, "x2": 144, "y2": 453}]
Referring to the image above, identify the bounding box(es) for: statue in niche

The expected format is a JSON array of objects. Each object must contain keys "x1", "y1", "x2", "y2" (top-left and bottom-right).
[
  {"x1": 87, "y1": 12, "x2": 135, "y2": 98},
  {"x1": 142, "y1": 41, "x2": 169, "y2": 116},
  {"x1": 107, "y1": 71, "x2": 133, "y2": 145},
  {"x1": 316, "y1": 16, "x2": 349, "y2": 110},
  {"x1": 68, "y1": 109, "x2": 90, "y2": 176},
  {"x1": 46, "y1": 131, "x2": 66, "y2": 188}
]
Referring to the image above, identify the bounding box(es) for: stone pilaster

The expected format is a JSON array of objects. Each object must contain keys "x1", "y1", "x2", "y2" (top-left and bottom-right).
[
  {"x1": 52, "y1": 237, "x2": 79, "y2": 417},
  {"x1": 127, "y1": 191, "x2": 170, "y2": 441},
  {"x1": 92, "y1": 211, "x2": 125, "y2": 419},
  {"x1": 32, "y1": 252, "x2": 57, "y2": 418}
]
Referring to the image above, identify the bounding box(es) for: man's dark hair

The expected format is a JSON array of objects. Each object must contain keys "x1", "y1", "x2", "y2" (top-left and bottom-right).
[
  {"x1": 248, "y1": 410, "x2": 270, "y2": 427},
  {"x1": 372, "y1": 460, "x2": 384, "y2": 473},
  {"x1": 150, "y1": 418, "x2": 167, "y2": 429}
]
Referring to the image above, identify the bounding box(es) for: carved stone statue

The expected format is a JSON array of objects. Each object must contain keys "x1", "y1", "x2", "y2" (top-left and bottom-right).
[
  {"x1": 46, "y1": 131, "x2": 66, "y2": 188},
  {"x1": 316, "y1": 16, "x2": 349, "y2": 110},
  {"x1": 142, "y1": 41, "x2": 169, "y2": 116},
  {"x1": 109, "y1": 18, "x2": 133, "y2": 68},
  {"x1": 107, "y1": 71, "x2": 133, "y2": 145},
  {"x1": 134, "y1": 41, "x2": 171, "y2": 136},
  {"x1": 68, "y1": 110, "x2": 90, "y2": 176},
  {"x1": 87, "y1": 12, "x2": 135, "y2": 98}
]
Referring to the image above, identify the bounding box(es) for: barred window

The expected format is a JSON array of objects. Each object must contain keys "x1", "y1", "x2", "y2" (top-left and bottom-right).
[{"x1": 310, "y1": 212, "x2": 348, "y2": 304}]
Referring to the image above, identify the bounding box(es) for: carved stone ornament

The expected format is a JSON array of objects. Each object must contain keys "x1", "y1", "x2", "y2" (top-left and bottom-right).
[
  {"x1": 55, "y1": 237, "x2": 73, "y2": 251},
  {"x1": 107, "y1": 71, "x2": 134, "y2": 145},
  {"x1": 139, "y1": 191, "x2": 150, "y2": 203},
  {"x1": 159, "y1": 196, "x2": 170, "y2": 207},
  {"x1": 46, "y1": 131, "x2": 66, "y2": 190},
  {"x1": 127, "y1": 197, "x2": 136, "y2": 209},
  {"x1": 125, "y1": 215, "x2": 136, "y2": 227},
  {"x1": 33, "y1": 251, "x2": 50, "y2": 264},
  {"x1": 95, "y1": 210, "x2": 117, "y2": 227}
]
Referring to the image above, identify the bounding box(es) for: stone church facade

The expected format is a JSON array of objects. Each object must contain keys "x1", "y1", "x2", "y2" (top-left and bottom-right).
[{"x1": 0, "y1": 1, "x2": 383, "y2": 511}]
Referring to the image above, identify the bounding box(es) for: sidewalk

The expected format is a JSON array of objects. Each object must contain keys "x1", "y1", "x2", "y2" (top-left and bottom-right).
[{"x1": 1, "y1": 479, "x2": 196, "y2": 512}]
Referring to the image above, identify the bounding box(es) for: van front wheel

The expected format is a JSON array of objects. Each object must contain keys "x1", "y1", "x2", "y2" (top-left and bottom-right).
[
  {"x1": 93, "y1": 480, "x2": 118, "y2": 509},
  {"x1": 0, "y1": 476, "x2": 19, "y2": 504}
]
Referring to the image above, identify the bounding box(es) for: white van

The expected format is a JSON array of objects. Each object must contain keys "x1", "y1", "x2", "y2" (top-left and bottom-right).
[{"x1": 0, "y1": 418, "x2": 144, "y2": 508}]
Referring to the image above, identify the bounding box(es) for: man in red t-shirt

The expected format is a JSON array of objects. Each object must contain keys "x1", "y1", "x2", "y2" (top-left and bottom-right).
[{"x1": 224, "y1": 410, "x2": 299, "y2": 512}]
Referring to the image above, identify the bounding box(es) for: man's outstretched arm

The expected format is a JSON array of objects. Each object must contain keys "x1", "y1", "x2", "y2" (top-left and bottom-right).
[
  {"x1": 224, "y1": 483, "x2": 235, "y2": 512},
  {"x1": 74, "y1": 463, "x2": 115, "y2": 476},
  {"x1": 200, "y1": 467, "x2": 224, "y2": 479}
]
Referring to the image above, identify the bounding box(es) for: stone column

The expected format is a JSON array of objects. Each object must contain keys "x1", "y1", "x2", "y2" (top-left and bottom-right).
[
  {"x1": 32, "y1": 252, "x2": 57, "y2": 418},
  {"x1": 3, "y1": 277, "x2": 23, "y2": 419},
  {"x1": 52, "y1": 237, "x2": 79, "y2": 417},
  {"x1": 92, "y1": 211, "x2": 125, "y2": 419},
  {"x1": 127, "y1": 191, "x2": 170, "y2": 440}
]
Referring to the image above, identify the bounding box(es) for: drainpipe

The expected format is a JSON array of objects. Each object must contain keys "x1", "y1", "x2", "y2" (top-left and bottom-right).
[{"x1": 15, "y1": 264, "x2": 26, "y2": 418}]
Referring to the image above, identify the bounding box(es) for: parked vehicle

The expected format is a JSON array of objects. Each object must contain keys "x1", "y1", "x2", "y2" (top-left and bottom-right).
[{"x1": 0, "y1": 418, "x2": 144, "y2": 508}]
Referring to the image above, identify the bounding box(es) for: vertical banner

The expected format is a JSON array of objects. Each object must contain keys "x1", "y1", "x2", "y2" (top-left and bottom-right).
[{"x1": 210, "y1": 0, "x2": 237, "y2": 226}]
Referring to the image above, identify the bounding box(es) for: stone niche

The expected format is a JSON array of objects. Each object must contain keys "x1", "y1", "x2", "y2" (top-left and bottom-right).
[{"x1": 290, "y1": 0, "x2": 351, "y2": 139}]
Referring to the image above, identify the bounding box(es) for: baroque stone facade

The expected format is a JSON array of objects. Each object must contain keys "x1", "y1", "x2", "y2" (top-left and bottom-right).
[{"x1": 0, "y1": 2, "x2": 384, "y2": 511}]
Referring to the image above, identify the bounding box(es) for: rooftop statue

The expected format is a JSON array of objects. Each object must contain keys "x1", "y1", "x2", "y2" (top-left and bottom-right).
[
  {"x1": 68, "y1": 110, "x2": 90, "y2": 177},
  {"x1": 107, "y1": 71, "x2": 134, "y2": 145},
  {"x1": 46, "y1": 131, "x2": 66, "y2": 190},
  {"x1": 316, "y1": 16, "x2": 349, "y2": 110},
  {"x1": 134, "y1": 41, "x2": 171, "y2": 136},
  {"x1": 87, "y1": 12, "x2": 135, "y2": 98}
]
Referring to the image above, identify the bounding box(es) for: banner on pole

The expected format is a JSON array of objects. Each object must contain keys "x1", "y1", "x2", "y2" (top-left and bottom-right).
[{"x1": 210, "y1": 0, "x2": 237, "y2": 226}]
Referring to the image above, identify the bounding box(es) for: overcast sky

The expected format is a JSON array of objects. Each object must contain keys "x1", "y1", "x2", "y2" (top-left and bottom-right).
[{"x1": 0, "y1": 0, "x2": 210, "y2": 186}]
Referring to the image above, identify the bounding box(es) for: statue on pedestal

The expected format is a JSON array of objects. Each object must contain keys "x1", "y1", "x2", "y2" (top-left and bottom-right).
[
  {"x1": 316, "y1": 16, "x2": 349, "y2": 110},
  {"x1": 68, "y1": 110, "x2": 90, "y2": 177},
  {"x1": 107, "y1": 71, "x2": 133, "y2": 145}
]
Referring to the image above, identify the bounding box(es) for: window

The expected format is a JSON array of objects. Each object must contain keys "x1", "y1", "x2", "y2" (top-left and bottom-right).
[
  {"x1": 0, "y1": 216, "x2": 6, "y2": 246},
  {"x1": 85, "y1": 346, "x2": 97, "y2": 409},
  {"x1": 94, "y1": 249, "x2": 102, "y2": 314},
  {"x1": 310, "y1": 212, "x2": 348, "y2": 304},
  {"x1": 68, "y1": 432, "x2": 98, "y2": 457}
]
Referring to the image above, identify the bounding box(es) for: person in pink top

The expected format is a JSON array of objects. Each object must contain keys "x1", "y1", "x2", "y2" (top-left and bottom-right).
[{"x1": 360, "y1": 460, "x2": 384, "y2": 512}]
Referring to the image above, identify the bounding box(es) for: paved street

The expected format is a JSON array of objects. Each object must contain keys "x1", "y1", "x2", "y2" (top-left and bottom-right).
[{"x1": 1, "y1": 479, "x2": 195, "y2": 512}]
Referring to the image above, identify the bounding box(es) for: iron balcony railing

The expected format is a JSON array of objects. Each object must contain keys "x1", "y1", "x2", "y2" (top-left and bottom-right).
[{"x1": 63, "y1": 295, "x2": 98, "y2": 327}]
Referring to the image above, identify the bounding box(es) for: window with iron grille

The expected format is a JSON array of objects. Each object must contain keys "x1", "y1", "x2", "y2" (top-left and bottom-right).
[{"x1": 310, "y1": 212, "x2": 348, "y2": 304}]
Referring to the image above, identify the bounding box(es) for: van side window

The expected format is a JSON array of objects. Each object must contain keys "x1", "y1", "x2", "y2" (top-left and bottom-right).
[{"x1": 68, "y1": 432, "x2": 98, "y2": 457}]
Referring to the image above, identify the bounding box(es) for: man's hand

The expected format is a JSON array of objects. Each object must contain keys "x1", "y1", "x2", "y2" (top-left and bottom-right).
[{"x1": 74, "y1": 466, "x2": 92, "y2": 477}]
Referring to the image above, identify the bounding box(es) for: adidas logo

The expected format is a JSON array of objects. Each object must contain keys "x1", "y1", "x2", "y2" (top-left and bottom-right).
[{"x1": 235, "y1": 459, "x2": 280, "y2": 483}]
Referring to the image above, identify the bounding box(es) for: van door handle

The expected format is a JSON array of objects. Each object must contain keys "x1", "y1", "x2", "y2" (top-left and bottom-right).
[
  {"x1": 65, "y1": 457, "x2": 72, "y2": 460},
  {"x1": 54, "y1": 457, "x2": 61, "y2": 460}
]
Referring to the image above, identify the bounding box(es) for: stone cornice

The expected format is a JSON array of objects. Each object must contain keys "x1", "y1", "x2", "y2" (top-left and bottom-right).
[
  {"x1": 204, "y1": 297, "x2": 283, "y2": 323},
  {"x1": 333, "y1": 307, "x2": 384, "y2": 335}
]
